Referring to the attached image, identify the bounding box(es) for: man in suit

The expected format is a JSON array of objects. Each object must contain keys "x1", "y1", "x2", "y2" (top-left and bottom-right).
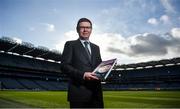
[{"x1": 61, "y1": 18, "x2": 104, "y2": 108}]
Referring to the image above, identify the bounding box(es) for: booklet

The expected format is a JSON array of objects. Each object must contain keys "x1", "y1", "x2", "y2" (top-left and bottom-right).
[{"x1": 93, "y1": 58, "x2": 117, "y2": 81}]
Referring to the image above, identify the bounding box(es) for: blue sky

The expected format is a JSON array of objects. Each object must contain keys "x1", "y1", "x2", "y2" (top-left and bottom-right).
[{"x1": 1, "y1": 0, "x2": 180, "y2": 64}]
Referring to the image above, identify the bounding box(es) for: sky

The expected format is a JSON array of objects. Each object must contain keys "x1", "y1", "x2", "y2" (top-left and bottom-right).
[{"x1": 1, "y1": 0, "x2": 180, "y2": 64}]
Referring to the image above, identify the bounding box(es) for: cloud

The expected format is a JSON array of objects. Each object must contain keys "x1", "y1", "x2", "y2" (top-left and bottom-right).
[
  {"x1": 39, "y1": 23, "x2": 55, "y2": 32},
  {"x1": 55, "y1": 28, "x2": 180, "y2": 64},
  {"x1": 147, "y1": 18, "x2": 159, "y2": 25},
  {"x1": 55, "y1": 30, "x2": 78, "y2": 52},
  {"x1": 42, "y1": 23, "x2": 56, "y2": 32},
  {"x1": 147, "y1": 15, "x2": 171, "y2": 26},
  {"x1": 106, "y1": 28, "x2": 180, "y2": 63},
  {"x1": 12, "y1": 37, "x2": 22, "y2": 44},
  {"x1": 106, "y1": 33, "x2": 170, "y2": 56},
  {"x1": 29, "y1": 27, "x2": 35, "y2": 31},
  {"x1": 29, "y1": 23, "x2": 56, "y2": 32},
  {"x1": 160, "y1": 0, "x2": 176, "y2": 13},
  {"x1": 170, "y1": 28, "x2": 180, "y2": 39},
  {"x1": 128, "y1": 33, "x2": 169, "y2": 56},
  {"x1": 160, "y1": 15, "x2": 170, "y2": 24},
  {"x1": 52, "y1": 8, "x2": 58, "y2": 13}
]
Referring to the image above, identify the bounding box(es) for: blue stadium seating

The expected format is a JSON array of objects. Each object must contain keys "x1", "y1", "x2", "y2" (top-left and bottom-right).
[{"x1": 105, "y1": 64, "x2": 180, "y2": 90}]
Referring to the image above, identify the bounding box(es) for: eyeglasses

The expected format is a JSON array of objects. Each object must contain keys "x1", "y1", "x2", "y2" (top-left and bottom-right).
[{"x1": 79, "y1": 26, "x2": 92, "y2": 30}]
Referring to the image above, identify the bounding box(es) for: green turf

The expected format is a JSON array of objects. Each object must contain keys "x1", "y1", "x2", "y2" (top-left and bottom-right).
[
  {"x1": 104, "y1": 91, "x2": 180, "y2": 108},
  {"x1": 0, "y1": 90, "x2": 180, "y2": 108}
]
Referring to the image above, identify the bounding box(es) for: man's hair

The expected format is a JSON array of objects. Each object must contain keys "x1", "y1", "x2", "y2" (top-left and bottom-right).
[{"x1": 76, "y1": 18, "x2": 92, "y2": 32}]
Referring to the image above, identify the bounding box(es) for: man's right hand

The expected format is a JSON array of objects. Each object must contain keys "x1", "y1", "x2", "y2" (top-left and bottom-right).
[{"x1": 83, "y1": 72, "x2": 99, "y2": 80}]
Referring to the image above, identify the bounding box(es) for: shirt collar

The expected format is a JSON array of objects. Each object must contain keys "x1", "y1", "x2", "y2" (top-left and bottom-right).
[{"x1": 79, "y1": 39, "x2": 90, "y2": 44}]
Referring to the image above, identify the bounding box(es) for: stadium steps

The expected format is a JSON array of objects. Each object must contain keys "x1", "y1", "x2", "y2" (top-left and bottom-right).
[
  {"x1": 34, "y1": 80, "x2": 59, "y2": 90},
  {"x1": 15, "y1": 78, "x2": 44, "y2": 90},
  {"x1": 46, "y1": 81, "x2": 60, "y2": 90},
  {"x1": 0, "y1": 77, "x2": 25, "y2": 89},
  {"x1": 32, "y1": 80, "x2": 48, "y2": 90},
  {"x1": 48, "y1": 81, "x2": 67, "y2": 90},
  {"x1": 15, "y1": 78, "x2": 29, "y2": 90}
]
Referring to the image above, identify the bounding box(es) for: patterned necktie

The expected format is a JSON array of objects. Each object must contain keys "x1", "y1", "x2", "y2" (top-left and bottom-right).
[{"x1": 84, "y1": 41, "x2": 91, "y2": 60}]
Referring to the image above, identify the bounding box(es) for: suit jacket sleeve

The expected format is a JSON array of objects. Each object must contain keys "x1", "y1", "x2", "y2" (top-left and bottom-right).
[{"x1": 61, "y1": 41, "x2": 84, "y2": 81}]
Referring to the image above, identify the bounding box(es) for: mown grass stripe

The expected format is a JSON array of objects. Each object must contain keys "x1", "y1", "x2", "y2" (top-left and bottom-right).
[{"x1": 0, "y1": 90, "x2": 180, "y2": 108}]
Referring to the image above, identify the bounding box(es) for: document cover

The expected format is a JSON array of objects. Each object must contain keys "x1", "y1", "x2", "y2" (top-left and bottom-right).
[{"x1": 93, "y1": 58, "x2": 117, "y2": 81}]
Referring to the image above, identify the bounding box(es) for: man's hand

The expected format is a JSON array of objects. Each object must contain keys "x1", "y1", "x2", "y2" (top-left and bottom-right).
[{"x1": 83, "y1": 72, "x2": 99, "y2": 80}]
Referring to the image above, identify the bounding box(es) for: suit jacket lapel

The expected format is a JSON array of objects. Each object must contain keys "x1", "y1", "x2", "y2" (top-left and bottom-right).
[
  {"x1": 76, "y1": 39, "x2": 92, "y2": 64},
  {"x1": 90, "y1": 43, "x2": 96, "y2": 66}
]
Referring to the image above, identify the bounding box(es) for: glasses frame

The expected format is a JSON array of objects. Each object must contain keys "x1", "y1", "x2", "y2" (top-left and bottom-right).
[{"x1": 79, "y1": 26, "x2": 92, "y2": 30}]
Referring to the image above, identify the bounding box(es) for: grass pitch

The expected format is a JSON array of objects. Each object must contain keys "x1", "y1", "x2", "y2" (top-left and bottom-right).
[{"x1": 0, "y1": 90, "x2": 180, "y2": 108}]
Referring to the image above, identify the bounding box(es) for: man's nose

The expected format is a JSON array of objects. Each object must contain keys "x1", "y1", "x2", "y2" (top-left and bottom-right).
[{"x1": 84, "y1": 28, "x2": 88, "y2": 31}]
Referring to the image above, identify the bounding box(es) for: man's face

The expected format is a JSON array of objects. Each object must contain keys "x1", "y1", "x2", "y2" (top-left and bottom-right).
[{"x1": 78, "y1": 21, "x2": 92, "y2": 40}]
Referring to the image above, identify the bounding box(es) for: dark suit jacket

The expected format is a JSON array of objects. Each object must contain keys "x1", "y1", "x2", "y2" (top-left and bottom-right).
[{"x1": 61, "y1": 39, "x2": 103, "y2": 102}]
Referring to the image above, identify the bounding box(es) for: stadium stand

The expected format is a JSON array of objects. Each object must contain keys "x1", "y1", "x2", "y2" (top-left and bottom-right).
[
  {"x1": 0, "y1": 36, "x2": 67, "y2": 90},
  {"x1": 0, "y1": 36, "x2": 180, "y2": 91},
  {"x1": 104, "y1": 58, "x2": 180, "y2": 90}
]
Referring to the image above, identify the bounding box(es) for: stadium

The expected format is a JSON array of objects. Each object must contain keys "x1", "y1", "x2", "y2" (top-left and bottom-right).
[{"x1": 0, "y1": 36, "x2": 180, "y2": 108}]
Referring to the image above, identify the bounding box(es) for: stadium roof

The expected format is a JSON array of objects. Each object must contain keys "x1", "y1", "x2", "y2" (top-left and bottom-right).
[
  {"x1": 115, "y1": 57, "x2": 180, "y2": 70},
  {"x1": 0, "y1": 36, "x2": 61, "y2": 62}
]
